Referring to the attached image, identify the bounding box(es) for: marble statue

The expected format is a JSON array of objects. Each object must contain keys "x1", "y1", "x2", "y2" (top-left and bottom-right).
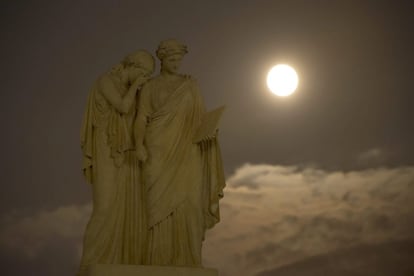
[
  {"x1": 79, "y1": 50, "x2": 155, "y2": 275},
  {"x1": 79, "y1": 40, "x2": 225, "y2": 276},
  {"x1": 134, "y1": 39, "x2": 225, "y2": 266}
]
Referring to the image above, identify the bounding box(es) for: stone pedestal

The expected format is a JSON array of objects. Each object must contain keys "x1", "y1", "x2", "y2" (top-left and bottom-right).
[{"x1": 86, "y1": 264, "x2": 218, "y2": 276}]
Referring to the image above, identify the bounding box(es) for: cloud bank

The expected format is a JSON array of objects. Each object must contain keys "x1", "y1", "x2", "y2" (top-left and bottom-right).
[
  {"x1": 1, "y1": 164, "x2": 414, "y2": 276},
  {"x1": 0, "y1": 204, "x2": 91, "y2": 276},
  {"x1": 202, "y1": 164, "x2": 414, "y2": 276}
]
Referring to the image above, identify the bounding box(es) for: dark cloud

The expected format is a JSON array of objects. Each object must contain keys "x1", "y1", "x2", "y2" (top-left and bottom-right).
[
  {"x1": 0, "y1": 238, "x2": 80, "y2": 276},
  {"x1": 0, "y1": 164, "x2": 414, "y2": 276},
  {"x1": 0, "y1": 204, "x2": 90, "y2": 262},
  {"x1": 257, "y1": 240, "x2": 414, "y2": 276},
  {"x1": 1, "y1": 164, "x2": 414, "y2": 275},
  {"x1": 356, "y1": 148, "x2": 388, "y2": 167},
  {"x1": 0, "y1": 204, "x2": 91, "y2": 275},
  {"x1": 202, "y1": 164, "x2": 414, "y2": 275}
]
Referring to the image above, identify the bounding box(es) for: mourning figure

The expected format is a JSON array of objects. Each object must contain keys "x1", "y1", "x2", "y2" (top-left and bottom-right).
[{"x1": 79, "y1": 50, "x2": 154, "y2": 275}]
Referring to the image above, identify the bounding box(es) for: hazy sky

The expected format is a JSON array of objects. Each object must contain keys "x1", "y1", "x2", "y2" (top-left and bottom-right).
[{"x1": 1, "y1": 1, "x2": 413, "y2": 275}]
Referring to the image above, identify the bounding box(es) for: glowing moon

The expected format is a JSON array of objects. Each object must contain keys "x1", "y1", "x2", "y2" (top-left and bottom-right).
[{"x1": 267, "y1": 64, "x2": 299, "y2": 96}]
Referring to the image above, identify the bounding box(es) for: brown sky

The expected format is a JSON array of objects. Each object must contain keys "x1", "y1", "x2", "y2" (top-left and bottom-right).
[{"x1": 1, "y1": 1, "x2": 413, "y2": 275}]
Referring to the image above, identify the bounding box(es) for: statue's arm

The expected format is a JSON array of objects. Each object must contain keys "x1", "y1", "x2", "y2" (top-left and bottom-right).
[
  {"x1": 134, "y1": 86, "x2": 149, "y2": 161},
  {"x1": 98, "y1": 75, "x2": 139, "y2": 114}
]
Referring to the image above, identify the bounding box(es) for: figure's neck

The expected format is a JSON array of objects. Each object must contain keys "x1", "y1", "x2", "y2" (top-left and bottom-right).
[
  {"x1": 160, "y1": 70, "x2": 180, "y2": 81},
  {"x1": 161, "y1": 70, "x2": 176, "y2": 76}
]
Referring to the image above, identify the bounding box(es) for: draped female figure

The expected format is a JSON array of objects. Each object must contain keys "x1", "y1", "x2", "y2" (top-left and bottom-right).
[
  {"x1": 135, "y1": 40, "x2": 225, "y2": 266},
  {"x1": 79, "y1": 50, "x2": 154, "y2": 275}
]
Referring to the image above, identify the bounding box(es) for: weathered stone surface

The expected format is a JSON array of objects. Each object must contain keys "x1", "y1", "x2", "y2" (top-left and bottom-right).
[{"x1": 86, "y1": 264, "x2": 218, "y2": 276}]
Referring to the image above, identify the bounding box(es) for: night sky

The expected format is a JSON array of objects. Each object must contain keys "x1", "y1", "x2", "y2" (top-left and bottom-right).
[{"x1": 1, "y1": 1, "x2": 414, "y2": 275}]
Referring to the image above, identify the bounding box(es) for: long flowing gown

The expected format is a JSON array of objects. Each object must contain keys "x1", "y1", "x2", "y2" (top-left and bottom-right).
[
  {"x1": 79, "y1": 68, "x2": 146, "y2": 275},
  {"x1": 137, "y1": 75, "x2": 225, "y2": 266}
]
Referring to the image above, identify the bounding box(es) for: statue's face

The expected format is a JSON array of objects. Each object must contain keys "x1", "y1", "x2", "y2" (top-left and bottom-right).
[
  {"x1": 127, "y1": 62, "x2": 153, "y2": 82},
  {"x1": 162, "y1": 54, "x2": 183, "y2": 74},
  {"x1": 127, "y1": 63, "x2": 152, "y2": 83}
]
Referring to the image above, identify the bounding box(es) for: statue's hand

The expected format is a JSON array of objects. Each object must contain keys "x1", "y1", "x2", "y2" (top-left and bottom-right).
[
  {"x1": 136, "y1": 144, "x2": 148, "y2": 162},
  {"x1": 132, "y1": 75, "x2": 149, "y2": 90},
  {"x1": 202, "y1": 129, "x2": 218, "y2": 142},
  {"x1": 202, "y1": 135, "x2": 213, "y2": 142}
]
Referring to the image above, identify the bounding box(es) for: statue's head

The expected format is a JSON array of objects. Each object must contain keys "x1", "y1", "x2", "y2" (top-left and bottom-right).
[
  {"x1": 156, "y1": 39, "x2": 188, "y2": 74},
  {"x1": 122, "y1": 50, "x2": 155, "y2": 82}
]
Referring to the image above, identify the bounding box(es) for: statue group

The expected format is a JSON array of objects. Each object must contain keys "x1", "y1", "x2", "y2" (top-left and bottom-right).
[{"x1": 79, "y1": 39, "x2": 225, "y2": 275}]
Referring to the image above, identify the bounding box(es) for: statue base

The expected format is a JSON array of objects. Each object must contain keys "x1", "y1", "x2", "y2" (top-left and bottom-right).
[{"x1": 86, "y1": 264, "x2": 218, "y2": 276}]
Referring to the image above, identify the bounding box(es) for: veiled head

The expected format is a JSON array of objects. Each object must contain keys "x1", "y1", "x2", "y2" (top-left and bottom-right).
[
  {"x1": 122, "y1": 50, "x2": 155, "y2": 82},
  {"x1": 123, "y1": 50, "x2": 155, "y2": 74}
]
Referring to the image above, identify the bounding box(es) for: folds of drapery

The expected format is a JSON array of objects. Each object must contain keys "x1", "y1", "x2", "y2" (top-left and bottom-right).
[
  {"x1": 79, "y1": 153, "x2": 147, "y2": 274},
  {"x1": 144, "y1": 79, "x2": 203, "y2": 227},
  {"x1": 80, "y1": 78, "x2": 134, "y2": 185},
  {"x1": 80, "y1": 84, "x2": 96, "y2": 185},
  {"x1": 142, "y1": 78, "x2": 225, "y2": 234},
  {"x1": 79, "y1": 74, "x2": 146, "y2": 274},
  {"x1": 146, "y1": 199, "x2": 203, "y2": 266},
  {"x1": 200, "y1": 138, "x2": 226, "y2": 233},
  {"x1": 107, "y1": 109, "x2": 134, "y2": 167}
]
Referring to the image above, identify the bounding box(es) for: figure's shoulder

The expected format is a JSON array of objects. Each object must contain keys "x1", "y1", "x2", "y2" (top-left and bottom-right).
[
  {"x1": 141, "y1": 76, "x2": 164, "y2": 96},
  {"x1": 146, "y1": 75, "x2": 161, "y2": 84},
  {"x1": 100, "y1": 64, "x2": 122, "y2": 81},
  {"x1": 189, "y1": 76, "x2": 202, "y2": 92},
  {"x1": 181, "y1": 74, "x2": 199, "y2": 88},
  {"x1": 142, "y1": 74, "x2": 198, "y2": 89},
  {"x1": 96, "y1": 71, "x2": 116, "y2": 86},
  {"x1": 141, "y1": 76, "x2": 159, "y2": 90},
  {"x1": 94, "y1": 73, "x2": 117, "y2": 96}
]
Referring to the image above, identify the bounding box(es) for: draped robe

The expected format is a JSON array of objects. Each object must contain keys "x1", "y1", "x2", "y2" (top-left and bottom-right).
[
  {"x1": 79, "y1": 68, "x2": 146, "y2": 275},
  {"x1": 137, "y1": 75, "x2": 225, "y2": 265}
]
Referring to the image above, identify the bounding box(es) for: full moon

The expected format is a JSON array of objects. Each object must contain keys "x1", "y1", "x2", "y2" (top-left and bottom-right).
[{"x1": 267, "y1": 64, "x2": 299, "y2": 96}]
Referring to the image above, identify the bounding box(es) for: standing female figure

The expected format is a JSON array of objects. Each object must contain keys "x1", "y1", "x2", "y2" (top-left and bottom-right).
[
  {"x1": 135, "y1": 40, "x2": 225, "y2": 266},
  {"x1": 79, "y1": 50, "x2": 154, "y2": 275}
]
